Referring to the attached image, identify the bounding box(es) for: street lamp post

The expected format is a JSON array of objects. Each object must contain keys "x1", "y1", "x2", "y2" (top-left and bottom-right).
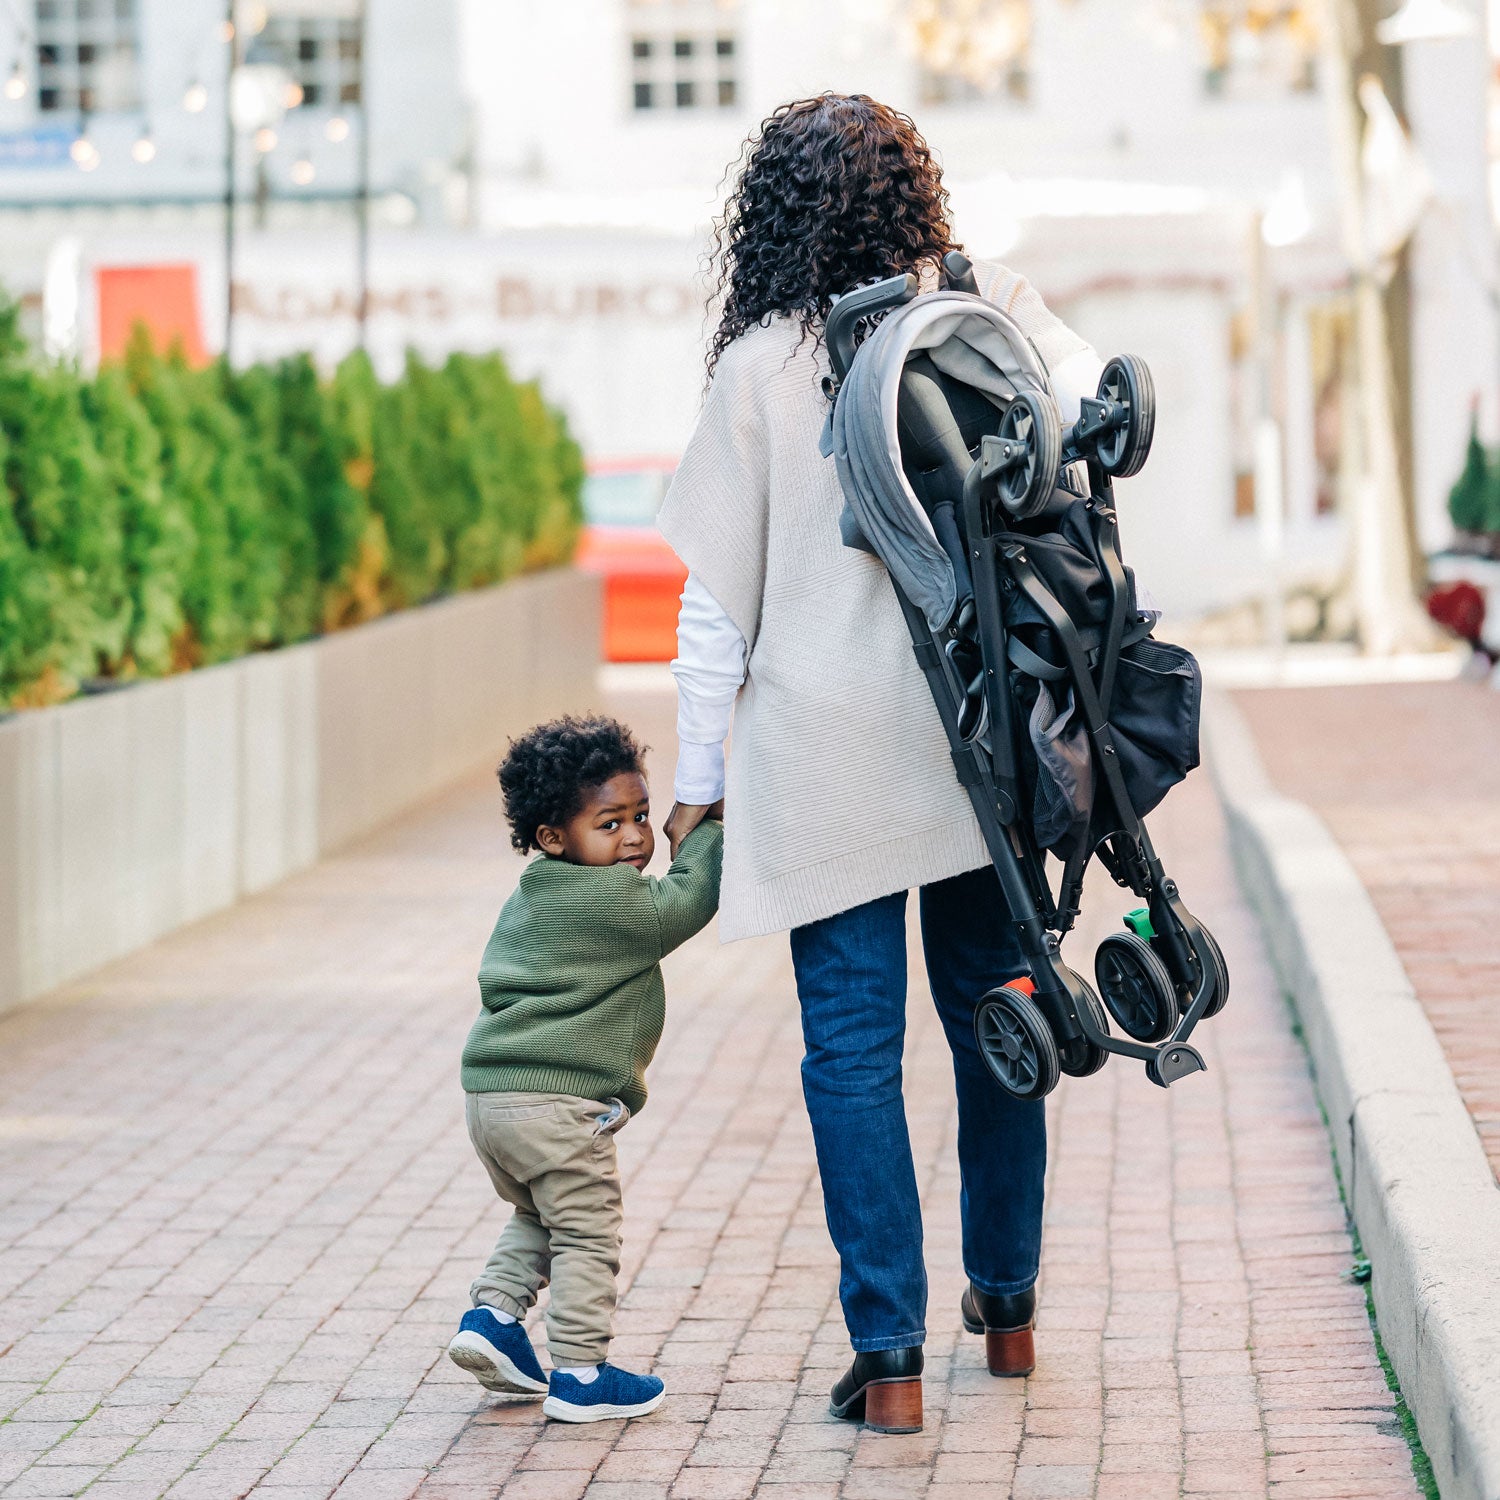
[
  {"x1": 355, "y1": 0, "x2": 370, "y2": 348},
  {"x1": 219, "y1": 1, "x2": 366, "y2": 362},
  {"x1": 223, "y1": 0, "x2": 237, "y2": 361}
]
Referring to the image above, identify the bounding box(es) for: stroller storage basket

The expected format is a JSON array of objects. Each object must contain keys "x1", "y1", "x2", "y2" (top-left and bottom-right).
[{"x1": 822, "y1": 254, "x2": 1227, "y2": 1097}]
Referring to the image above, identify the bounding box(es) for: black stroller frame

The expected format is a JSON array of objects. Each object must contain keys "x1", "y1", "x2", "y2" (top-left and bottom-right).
[{"x1": 823, "y1": 254, "x2": 1228, "y2": 1100}]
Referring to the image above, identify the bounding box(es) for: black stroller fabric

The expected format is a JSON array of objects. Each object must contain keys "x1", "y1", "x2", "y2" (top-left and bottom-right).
[
  {"x1": 1001, "y1": 505, "x2": 1140, "y2": 670},
  {"x1": 1015, "y1": 637, "x2": 1201, "y2": 855},
  {"x1": 1107, "y1": 638, "x2": 1202, "y2": 821},
  {"x1": 1007, "y1": 515, "x2": 1201, "y2": 856}
]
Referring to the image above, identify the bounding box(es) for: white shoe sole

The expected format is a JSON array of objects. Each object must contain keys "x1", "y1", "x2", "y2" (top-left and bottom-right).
[
  {"x1": 447, "y1": 1330, "x2": 548, "y2": 1394},
  {"x1": 542, "y1": 1388, "x2": 666, "y2": 1423}
]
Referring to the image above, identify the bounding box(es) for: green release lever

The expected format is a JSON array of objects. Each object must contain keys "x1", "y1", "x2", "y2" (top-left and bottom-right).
[{"x1": 1124, "y1": 907, "x2": 1156, "y2": 941}]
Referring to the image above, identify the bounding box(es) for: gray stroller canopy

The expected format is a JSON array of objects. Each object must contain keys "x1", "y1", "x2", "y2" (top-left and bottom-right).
[{"x1": 824, "y1": 291, "x2": 1061, "y2": 634}]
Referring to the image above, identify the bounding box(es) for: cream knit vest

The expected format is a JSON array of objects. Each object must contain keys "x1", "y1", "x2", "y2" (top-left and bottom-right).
[{"x1": 658, "y1": 260, "x2": 1089, "y2": 941}]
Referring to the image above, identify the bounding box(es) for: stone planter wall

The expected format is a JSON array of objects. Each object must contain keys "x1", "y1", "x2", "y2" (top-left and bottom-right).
[{"x1": 0, "y1": 569, "x2": 601, "y2": 1016}]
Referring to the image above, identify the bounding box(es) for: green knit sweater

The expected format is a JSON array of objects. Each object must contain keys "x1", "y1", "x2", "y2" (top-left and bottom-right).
[{"x1": 460, "y1": 820, "x2": 724, "y2": 1113}]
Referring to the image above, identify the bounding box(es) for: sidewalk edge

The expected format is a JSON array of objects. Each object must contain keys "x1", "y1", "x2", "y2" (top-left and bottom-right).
[{"x1": 1204, "y1": 687, "x2": 1500, "y2": 1500}]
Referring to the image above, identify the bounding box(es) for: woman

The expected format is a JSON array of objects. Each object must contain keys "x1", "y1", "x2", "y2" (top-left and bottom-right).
[{"x1": 658, "y1": 93, "x2": 1103, "y2": 1433}]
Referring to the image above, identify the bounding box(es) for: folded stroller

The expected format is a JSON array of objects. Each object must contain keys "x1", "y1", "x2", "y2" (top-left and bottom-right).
[{"x1": 821, "y1": 253, "x2": 1227, "y2": 1098}]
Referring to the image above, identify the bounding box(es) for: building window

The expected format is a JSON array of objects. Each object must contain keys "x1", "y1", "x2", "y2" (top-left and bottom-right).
[
  {"x1": 628, "y1": 0, "x2": 739, "y2": 112},
  {"x1": 253, "y1": 13, "x2": 362, "y2": 108},
  {"x1": 33, "y1": 0, "x2": 140, "y2": 114},
  {"x1": 905, "y1": 0, "x2": 1031, "y2": 106},
  {"x1": 1200, "y1": 3, "x2": 1316, "y2": 98}
]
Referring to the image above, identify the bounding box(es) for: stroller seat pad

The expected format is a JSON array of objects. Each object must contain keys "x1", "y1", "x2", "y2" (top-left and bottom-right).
[{"x1": 827, "y1": 290, "x2": 1063, "y2": 636}]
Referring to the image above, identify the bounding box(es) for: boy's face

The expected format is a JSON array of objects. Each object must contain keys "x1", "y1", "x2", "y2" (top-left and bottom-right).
[{"x1": 536, "y1": 772, "x2": 655, "y2": 870}]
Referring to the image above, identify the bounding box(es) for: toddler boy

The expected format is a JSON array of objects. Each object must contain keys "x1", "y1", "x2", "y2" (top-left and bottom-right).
[{"x1": 447, "y1": 715, "x2": 723, "y2": 1422}]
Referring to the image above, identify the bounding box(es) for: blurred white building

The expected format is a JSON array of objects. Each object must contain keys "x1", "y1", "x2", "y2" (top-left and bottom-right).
[
  {"x1": 464, "y1": 0, "x2": 1499, "y2": 620},
  {"x1": 0, "y1": 0, "x2": 1492, "y2": 621},
  {"x1": 0, "y1": 0, "x2": 467, "y2": 361},
  {"x1": 0, "y1": 0, "x2": 465, "y2": 214}
]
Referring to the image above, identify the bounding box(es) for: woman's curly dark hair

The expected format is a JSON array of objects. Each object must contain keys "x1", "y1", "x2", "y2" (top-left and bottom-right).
[
  {"x1": 497, "y1": 715, "x2": 647, "y2": 855},
  {"x1": 706, "y1": 93, "x2": 958, "y2": 378}
]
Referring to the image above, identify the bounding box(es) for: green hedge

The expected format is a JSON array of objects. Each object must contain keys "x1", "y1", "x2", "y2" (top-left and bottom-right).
[{"x1": 0, "y1": 304, "x2": 584, "y2": 708}]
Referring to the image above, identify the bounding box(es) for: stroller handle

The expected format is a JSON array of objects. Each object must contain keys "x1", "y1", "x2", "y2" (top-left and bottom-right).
[
  {"x1": 940, "y1": 251, "x2": 980, "y2": 295},
  {"x1": 826, "y1": 273, "x2": 919, "y2": 381}
]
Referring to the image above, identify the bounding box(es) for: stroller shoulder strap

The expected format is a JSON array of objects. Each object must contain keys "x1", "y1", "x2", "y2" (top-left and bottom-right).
[
  {"x1": 1006, "y1": 615, "x2": 1155, "y2": 683},
  {"x1": 1008, "y1": 635, "x2": 1069, "y2": 682}
]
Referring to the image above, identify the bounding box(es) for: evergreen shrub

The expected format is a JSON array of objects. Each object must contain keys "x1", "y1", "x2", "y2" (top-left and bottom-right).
[
  {"x1": 0, "y1": 307, "x2": 584, "y2": 708},
  {"x1": 1449, "y1": 419, "x2": 1489, "y2": 539},
  {"x1": 1448, "y1": 415, "x2": 1500, "y2": 556}
]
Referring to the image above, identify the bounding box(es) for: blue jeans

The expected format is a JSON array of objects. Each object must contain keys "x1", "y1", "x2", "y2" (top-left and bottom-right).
[{"x1": 790, "y1": 864, "x2": 1046, "y2": 1352}]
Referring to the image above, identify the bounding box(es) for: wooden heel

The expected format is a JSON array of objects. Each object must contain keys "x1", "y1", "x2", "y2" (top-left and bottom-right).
[
  {"x1": 864, "y1": 1377, "x2": 923, "y2": 1433},
  {"x1": 985, "y1": 1326, "x2": 1035, "y2": 1377}
]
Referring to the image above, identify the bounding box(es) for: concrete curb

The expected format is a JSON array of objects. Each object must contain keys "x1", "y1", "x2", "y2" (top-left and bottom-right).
[{"x1": 1205, "y1": 688, "x2": 1500, "y2": 1500}]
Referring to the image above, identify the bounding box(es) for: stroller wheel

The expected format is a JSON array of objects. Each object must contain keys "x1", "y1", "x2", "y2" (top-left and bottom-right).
[
  {"x1": 991, "y1": 390, "x2": 1062, "y2": 519},
  {"x1": 1095, "y1": 355, "x2": 1156, "y2": 479},
  {"x1": 975, "y1": 983, "x2": 1060, "y2": 1101},
  {"x1": 1095, "y1": 932, "x2": 1177, "y2": 1043},
  {"x1": 1169, "y1": 922, "x2": 1229, "y2": 1019},
  {"x1": 1057, "y1": 973, "x2": 1110, "y2": 1078},
  {"x1": 1196, "y1": 926, "x2": 1230, "y2": 1018}
]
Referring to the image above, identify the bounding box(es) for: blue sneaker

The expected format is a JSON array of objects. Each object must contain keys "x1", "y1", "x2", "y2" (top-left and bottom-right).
[
  {"x1": 542, "y1": 1362, "x2": 665, "y2": 1422},
  {"x1": 447, "y1": 1308, "x2": 547, "y2": 1394}
]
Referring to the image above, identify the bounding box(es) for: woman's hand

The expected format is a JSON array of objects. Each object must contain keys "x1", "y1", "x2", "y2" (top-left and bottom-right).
[{"x1": 665, "y1": 799, "x2": 725, "y2": 860}]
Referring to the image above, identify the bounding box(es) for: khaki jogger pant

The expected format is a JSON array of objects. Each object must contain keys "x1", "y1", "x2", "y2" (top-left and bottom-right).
[{"x1": 465, "y1": 1091, "x2": 625, "y2": 1367}]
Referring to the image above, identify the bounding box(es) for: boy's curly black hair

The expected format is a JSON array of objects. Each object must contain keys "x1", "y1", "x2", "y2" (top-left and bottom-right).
[{"x1": 497, "y1": 715, "x2": 648, "y2": 855}]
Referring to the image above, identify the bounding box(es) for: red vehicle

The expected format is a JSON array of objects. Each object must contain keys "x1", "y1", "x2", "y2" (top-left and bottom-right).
[{"x1": 574, "y1": 457, "x2": 685, "y2": 662}]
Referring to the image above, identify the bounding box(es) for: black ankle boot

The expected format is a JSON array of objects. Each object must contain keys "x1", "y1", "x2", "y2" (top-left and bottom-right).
[
  {"x1": 829, "y1": 1346, "x2": 924, "y2": 1433},
  {"x1": 960, "y1": 1282, "x2": 1036, "y2": 1377}
]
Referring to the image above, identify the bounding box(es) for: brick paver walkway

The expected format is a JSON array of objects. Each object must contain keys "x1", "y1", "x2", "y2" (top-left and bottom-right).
[
  {"x1": 1235, "y1": 679, "x2": 1500, "y2": 1180},
  {"x1": 0, "y1": 674, "x2": 1417, "y2": 1499}
]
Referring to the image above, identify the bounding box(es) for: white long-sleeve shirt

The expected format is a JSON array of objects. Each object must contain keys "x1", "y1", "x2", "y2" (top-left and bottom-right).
[
  {"x1": 669, "y1": 346, "x2": 1106, "y2": 805},
  {"x1": 670, "y1": 571, "x2": 747, "y2": 802}
]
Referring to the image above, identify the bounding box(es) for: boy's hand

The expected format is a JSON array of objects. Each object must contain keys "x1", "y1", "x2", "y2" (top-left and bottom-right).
[{"x1": 665, "y1": 800, "x2": 724, "y2": 860}]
